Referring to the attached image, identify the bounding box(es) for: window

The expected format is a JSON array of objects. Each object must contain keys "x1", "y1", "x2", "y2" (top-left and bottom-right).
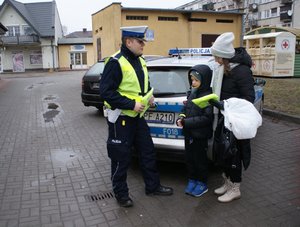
[
  {"x1": 216, "y1": 19, "x2": 234, "y2": 23},
  {"x1": 23, "y1": 25, "x2": 34, "y2": 35},
  {"x1": 126, "y1": 15, "x2": 148, "y2": 20},
  {"x1": 228, "y1": 4, "x2": 234, "y2": 9},
  {"x1": 7, "y1": 26, "x2": 20, "y2": 36},
  {"x1": 30, "y1": 51, "x2": 42, "y2": 65},
  {"x1": 82, "y1": 53, "x2": 87, "y2": 64},
  {"x1": 158, "y1": 16, "x2": 178, "y2": 21},
  {"x1": 188, "y1": 18, "x2": 207, "y2": 22},
  {"x1": 260, "y1": 10, "x2": 272, "y2": 19},
  {"x1": 148, "y1": 68, "x2": 189, "y2": 94},
  {"x1": 271, "y1": 8, "x2": 278, "y2": 17}
]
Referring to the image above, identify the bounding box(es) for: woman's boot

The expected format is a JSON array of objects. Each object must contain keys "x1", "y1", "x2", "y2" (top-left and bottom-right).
[
  {"x1": 217, "y1": 183, "x2": 241, "y2": 203},
  {"x1": 214, "y1": 173, "x2": 232, "y2": 195}
]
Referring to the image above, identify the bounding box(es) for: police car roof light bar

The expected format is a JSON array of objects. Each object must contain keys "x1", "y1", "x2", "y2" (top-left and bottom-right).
[{"x1": 169, "y1": 48, "x2": 212, "y2": 57}]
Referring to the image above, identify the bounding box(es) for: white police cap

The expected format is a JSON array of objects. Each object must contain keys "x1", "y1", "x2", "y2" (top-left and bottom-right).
[{"x1": 120, "y1": 26, "x2": 148, "y2": 41}]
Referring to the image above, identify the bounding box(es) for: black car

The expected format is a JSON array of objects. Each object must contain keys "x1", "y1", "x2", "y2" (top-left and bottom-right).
[{"x1": 81, "y1": 60, "x2": 105, "y2": 110}]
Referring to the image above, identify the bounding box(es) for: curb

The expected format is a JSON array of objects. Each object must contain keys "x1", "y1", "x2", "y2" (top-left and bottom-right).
[{"x1": 263, "y1": 108, "x2": 300, "y2": 124}]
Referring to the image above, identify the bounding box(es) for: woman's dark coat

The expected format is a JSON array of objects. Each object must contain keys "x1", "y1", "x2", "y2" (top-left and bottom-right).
[{"x1": 222, "y1": 47, "x2": 255, "y2": 170}]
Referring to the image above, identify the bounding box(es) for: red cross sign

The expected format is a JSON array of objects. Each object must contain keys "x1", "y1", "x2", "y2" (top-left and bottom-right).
[{"x1": 281, "y1": 39, "x2": 290, "y2": 50}]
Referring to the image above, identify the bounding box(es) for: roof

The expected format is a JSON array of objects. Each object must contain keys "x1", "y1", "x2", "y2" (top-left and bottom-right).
[
  {"x1": 66, "y1": 30, "x2": 92, "y2": 38},
  {"x1": 0, "y1": 22, "x2": 8, "y2": 35},
  {"x1": 121, "y1": 6, "x2": 243, "y2": 15},
  {"x1": 58, "y1": 37, "x2": 93, "y2": 44},
  {"x1": 92, "y1": 2, "x2": 243, "y2": 16},
  {"x1": 244, "y1": 31, "x2": 296, "y2": 40},
  {"x1": 0, "y1": 0, "x2": 58, "y2": 37},
  {"x1": 245, "y1": 26, "x2": 300, "y2": 39}
]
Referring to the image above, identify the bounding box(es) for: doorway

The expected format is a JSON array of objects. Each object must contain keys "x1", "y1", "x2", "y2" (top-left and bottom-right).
[
  {"x1": 202, "y1": 34, "x2": 219, "y2": 48},
  {"x1": 70, "y1": 52, "x2": 87, "y2": 69}
]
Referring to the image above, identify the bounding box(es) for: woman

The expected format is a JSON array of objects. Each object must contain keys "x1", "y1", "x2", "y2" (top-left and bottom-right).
[{"x1": 210, "y1": 32, "x2": 255, "y2": 203}]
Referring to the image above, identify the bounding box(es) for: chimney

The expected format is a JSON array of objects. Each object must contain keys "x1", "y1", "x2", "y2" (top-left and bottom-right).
[{"x1": 83, "y1": 28, "x2": 87, "y2": 32}]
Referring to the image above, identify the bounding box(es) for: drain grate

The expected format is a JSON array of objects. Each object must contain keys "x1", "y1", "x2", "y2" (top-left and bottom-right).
[{"x1": 85, "y1": 191, "x2": 115, "y2": 202}]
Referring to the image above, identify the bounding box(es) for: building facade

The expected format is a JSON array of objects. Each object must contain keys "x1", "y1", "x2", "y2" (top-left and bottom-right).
[
  {"x1": 0, "y1": 0, "x2": 63, "y2": 73},
  {"x1": 177, "y1": 0, "x2": 300, "y2": 32},
  {"x1": 92, "y1": 3, "x2": 243, "y2": 60},
  {"x1": 58, "y1": 29, "x2": 94, "y2": 70}
]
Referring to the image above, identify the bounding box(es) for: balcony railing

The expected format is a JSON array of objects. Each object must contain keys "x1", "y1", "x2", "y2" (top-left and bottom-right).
[
  {"x1": 280, "y1": 12, "x2": 292, "y2": 21},
  {"x1": 0, "y1": 34, "x2": 40, "y2": 45},
  {"x1": 281, "y1": 0, "x2": 293, "y2": 4}
]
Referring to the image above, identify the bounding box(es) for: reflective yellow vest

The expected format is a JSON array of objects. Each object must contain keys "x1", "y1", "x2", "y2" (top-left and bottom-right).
[{"x1": 105, "y1": 52, "x2": 149, "y2": 117}]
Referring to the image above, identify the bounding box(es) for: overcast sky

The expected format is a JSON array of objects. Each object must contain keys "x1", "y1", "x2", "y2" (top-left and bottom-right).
[{"x1": 0, "y1": 0, "x2": 193, "y2": 33}]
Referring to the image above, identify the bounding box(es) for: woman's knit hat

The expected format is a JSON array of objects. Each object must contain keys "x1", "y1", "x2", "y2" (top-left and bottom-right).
[{"x1": 211, "y1": 32, "x2": 235, "y2": 59}]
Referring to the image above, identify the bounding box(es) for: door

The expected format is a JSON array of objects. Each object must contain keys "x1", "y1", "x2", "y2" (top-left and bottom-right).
[
  {"x1": 12, "y1": 51, "x2": 25, "y2": 72},
  {"x1": 97, "y1": 38, "x2": 102, "y2": 61},
  {"x1": 70, "y1": 52, "x2": 87, "y2": 69},
  {"x1": 202, "y1": 34, "x2": 219, "y2": 48}
]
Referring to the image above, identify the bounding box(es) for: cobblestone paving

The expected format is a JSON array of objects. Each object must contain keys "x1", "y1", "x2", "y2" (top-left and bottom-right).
[{"x1": 0, "y1": 72, "x2": 299, "y2": 227}]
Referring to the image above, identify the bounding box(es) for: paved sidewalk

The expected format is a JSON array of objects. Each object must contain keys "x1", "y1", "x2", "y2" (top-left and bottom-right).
[{"x1": 0, "y1": 72, "x2": 299, "y2": 227}]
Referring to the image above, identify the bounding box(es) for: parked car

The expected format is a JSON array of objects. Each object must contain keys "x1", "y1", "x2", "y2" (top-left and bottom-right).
[
  {"x1": 145, "y1": 55, "x2": 265, "y2": 162},
  {"x1": 81, "y1": 60, "x2": 105, "y2": 110}
]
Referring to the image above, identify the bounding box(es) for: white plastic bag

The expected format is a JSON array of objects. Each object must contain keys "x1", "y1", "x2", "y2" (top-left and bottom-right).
[
  {"x1": 221, "y1": 98, "x2": 262, "y2": 139},
  {"x1": 107, "y1": 108, "x2": 122, "y2": 123}
]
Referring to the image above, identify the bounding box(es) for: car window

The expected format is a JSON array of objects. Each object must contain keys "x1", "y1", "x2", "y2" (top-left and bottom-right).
[
  {"x1": 86, "y1": 62, "x2": 105, "y2": 76},
  {"x1": 148, "y1": 68, "x2": 190, "y2": 95}
]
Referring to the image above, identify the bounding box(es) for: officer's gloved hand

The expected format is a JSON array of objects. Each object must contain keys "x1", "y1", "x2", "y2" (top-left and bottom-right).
[{"x1": 208, "y1": 99, "x2": 224, "y2": 110}]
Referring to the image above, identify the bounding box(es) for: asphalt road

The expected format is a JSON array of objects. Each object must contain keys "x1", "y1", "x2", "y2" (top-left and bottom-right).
[{"x1": 0, "y1": 71, "x2": 299, "y2": 227}]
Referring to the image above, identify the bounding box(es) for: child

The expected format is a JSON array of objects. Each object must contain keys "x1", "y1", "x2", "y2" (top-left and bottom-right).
[{"x1": 176, "y1": 64, "x2": 213, "y2": 197}]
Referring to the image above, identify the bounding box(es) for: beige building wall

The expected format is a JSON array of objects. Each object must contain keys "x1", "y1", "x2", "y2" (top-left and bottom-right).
[
  {"x1": 58, "y1": 44, "x2": 94, "y2": 70},
  {"x1": 92, "y1": 3, "x2": 243, "y2": 60},
  {"x1": 92, "y1": 4, "x2": 122, "y2": 61}
]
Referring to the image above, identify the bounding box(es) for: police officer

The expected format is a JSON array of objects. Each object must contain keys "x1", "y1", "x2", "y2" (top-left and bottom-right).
[{"x1": 100, "y1": 26, "x2": 173, "y2": 207}]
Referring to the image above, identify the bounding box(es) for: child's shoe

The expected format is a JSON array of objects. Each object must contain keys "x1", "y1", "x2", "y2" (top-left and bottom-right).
[
  {"x1": 191, "y1": 181, "x2": 208, "y2": 197},
  {"x1": 185, "y1": 179, "x2": 197, "y2": 195}
]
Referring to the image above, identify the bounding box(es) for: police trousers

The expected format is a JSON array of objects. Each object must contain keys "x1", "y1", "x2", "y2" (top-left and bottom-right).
[{"x1": 106, "y1": 115, "x2": 160, "y2": 200}]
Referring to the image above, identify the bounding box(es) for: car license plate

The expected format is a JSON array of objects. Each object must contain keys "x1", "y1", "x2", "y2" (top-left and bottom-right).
[
  {"x1": 144, "y1": 111, "x2": 175, "y2": 124},
  {"x1": 92, "y1": 82, "x2": 99, "y2": 89}
]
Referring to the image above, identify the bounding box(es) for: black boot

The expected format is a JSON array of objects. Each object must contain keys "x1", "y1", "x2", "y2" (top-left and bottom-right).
[
  {"x1": 146, "y1": 185, "x2": 173, "y2": 196},
  {"x1": 117, "y1": 197, "x2": 133, "y2": 207}
]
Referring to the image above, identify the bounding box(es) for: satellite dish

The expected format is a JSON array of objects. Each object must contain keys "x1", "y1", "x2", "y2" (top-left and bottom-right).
[
  {"x1": 287, "y1": 10, "x2": 293, "y2": 16},
  {"x1": 252, "y1": 3, "x2": 257, "y2": 9}
]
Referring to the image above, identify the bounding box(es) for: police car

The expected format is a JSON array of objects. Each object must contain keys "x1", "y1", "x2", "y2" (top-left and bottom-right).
[{"x1": 145, "y1": 48, "x2": 265, "y2": 162}]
